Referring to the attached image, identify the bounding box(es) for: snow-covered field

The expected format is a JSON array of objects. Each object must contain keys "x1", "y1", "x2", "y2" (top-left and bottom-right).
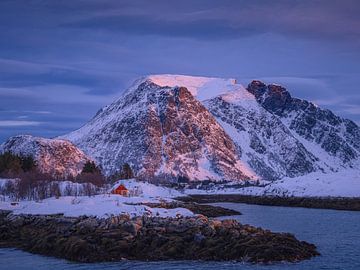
[
  {"x1": 112, "y1": 179, "x2": 184, "y2": 198},
  {"x1": 0, "y1": 179, "x2": 192, "y2": 218},
  {"x1": 1, "y1": 170, "x2": 359, "y2": 219},
  {"x1": 185, "y1": 169, "x2": 360, "y2": 198},
  {"x1": 0, "y1": 195, "x2": 193, "y2": 218}
]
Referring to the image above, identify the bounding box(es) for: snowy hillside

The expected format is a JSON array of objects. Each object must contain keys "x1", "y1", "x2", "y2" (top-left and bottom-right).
[
  {"x1": 205, "y1": 90, "x2": 321, "y2": 180},
  {"x1": 0, "y1": 135, "x2": 91, "y2": 178},
  {"x1": 185, "y1": 168, "x2": 360, "y2": 198},
  {"x1": 247, "y1": 80, "x2": 360, "y2": 170}
]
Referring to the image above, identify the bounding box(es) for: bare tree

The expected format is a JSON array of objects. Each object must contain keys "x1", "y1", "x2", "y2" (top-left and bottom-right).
[
  {"x1": 83, "y1": 183, "x2": 95, "y2": 197},
  {"x1": 64, "y1": 183, "x2": 73, "y2": 196},
  {"x1": 50, "y1": 182, "x2": 61, "y2": 199}
]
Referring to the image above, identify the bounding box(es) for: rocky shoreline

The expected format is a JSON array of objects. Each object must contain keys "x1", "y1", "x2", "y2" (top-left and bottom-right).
[
  {"x1": 137, "y1": 201, "x2": 242, "y2": 217},
  {"x1": 177, "y1": 194, "x2": 360, "y2": 211},
  {"x1": 0, "y1": 210, "x2": 318, "y2": 263}
]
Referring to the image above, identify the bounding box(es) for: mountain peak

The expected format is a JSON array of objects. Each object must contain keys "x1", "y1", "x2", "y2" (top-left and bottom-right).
[
  {"x1": 141, "y1": 74, "x2": 238, "y2": 101},
  {"x1": 247, "y1": 80, "x2": 292, "y2": 114}
]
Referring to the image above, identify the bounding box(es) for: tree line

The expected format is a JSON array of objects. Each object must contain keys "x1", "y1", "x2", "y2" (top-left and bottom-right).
[
  {"x1": 0, "y1": 152, "x2": 136, "y2": 200},
  {"x1": 0, "y1": 152, "x2": 37, "y2": 177}
]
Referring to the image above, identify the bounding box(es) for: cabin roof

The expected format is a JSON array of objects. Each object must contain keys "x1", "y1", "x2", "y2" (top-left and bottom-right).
[{"x1": 114, "y1": 184, "x2": 128, "y2": 191}]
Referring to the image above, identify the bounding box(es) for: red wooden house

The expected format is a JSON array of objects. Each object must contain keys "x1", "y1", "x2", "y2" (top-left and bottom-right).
[{"x1": 112, "y1": 184, "x2": 129, "y2": 196}]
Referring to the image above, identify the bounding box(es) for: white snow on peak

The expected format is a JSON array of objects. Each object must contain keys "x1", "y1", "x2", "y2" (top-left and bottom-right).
[
  {"x1": 219, "y1": 85, "x2": 261, "y2": 112},
  {"x1": 145, "y1": 74, "x2": 239, "y2": 101}
]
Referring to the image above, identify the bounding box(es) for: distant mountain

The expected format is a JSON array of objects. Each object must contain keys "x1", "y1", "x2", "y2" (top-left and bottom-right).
[
  {"x1": 3, "y1": 74, "x2": 359, "y2": 182},
  {"x1": 0, "y1": 135, "x2": 91, "y2": 178}
]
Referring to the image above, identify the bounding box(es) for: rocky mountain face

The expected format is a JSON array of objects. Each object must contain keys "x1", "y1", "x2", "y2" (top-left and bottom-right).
[
  {"x1": 62, "y1": 79, "x2": 256, "y2": 181},
  {"x1": 204, "y1": 91, "x2": 321, "y2": 180},
  {"x1": 60, "y1": 74, "x2": 359, "y2": 181},
  {"x1": 0, "y1": 135, "x2": 91, "y2": 178},
  {"x1": 247, "y1": 80, "x2": 360, "y2": 169},
  {"x1": 3, "y1": 74, "x2": 359, "y2": 182},
  {"x1": 59, "y1": 74, "x2": 359, "y2": 181}
]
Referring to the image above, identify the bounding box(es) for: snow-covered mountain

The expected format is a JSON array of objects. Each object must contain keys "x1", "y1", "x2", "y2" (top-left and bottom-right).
[
  {"x1": 0, "y1": 135, "x2": 91, "y2": 178},
  {"x1": 247, "y1": 80, "x2": 360, "y2": 170},
  {"x1": 205, "y1": 90, "x2": 320, "y2": 180},
  {"x1": 61, "y1": 78, "x2": 256, "y2": 181},
  {"x1": 3, "y1": 74, "x2": 359, "y2": 183},
  {"x1": 61, "y1": 74, "x2": 359, "y2": 182}
]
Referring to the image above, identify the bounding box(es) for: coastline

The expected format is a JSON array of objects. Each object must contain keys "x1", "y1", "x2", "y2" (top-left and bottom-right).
[
  {"x1": 138, "y1": 201, "x2": 242, "y2": 217},
  {"x1": 0, "y1": 210, "x2": 319, "y2": 263},
  {"x1": 177, "y1": 194, "x2": 360, "y2": 211}
]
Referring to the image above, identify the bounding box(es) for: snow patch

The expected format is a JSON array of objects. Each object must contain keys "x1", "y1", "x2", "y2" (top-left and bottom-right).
[{"x1": 147, "y1": 74, "x2": 237, "y2": 101}]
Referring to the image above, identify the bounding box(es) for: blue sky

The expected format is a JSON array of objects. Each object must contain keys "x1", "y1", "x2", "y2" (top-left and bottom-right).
[{"x1": 0, "y1": 0, "x2": 359, "y2": 143}]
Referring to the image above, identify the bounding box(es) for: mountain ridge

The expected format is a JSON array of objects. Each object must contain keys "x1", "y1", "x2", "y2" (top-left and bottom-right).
[{"x1": 2, "y1": 74, "x2": 359, "y2": 182}]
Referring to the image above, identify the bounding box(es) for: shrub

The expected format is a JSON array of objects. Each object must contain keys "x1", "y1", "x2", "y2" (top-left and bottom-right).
[
  {"x1": 76, "y1": 161, "x2": 105, "y2": 187},
  {"x1": 0, "y1": 152, "x2": 37, "y2": 178},
  {"x1": 81, "y1": 161, "x2": 100, "y2": 174},
  {"x1": 107, "y1": 163, "x2": 134, "y2": 183}
]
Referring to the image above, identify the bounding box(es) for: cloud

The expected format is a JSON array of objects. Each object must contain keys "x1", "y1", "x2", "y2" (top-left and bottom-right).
[
  {"x1": 0, "y1": 84, "x2": 119, "y2": 105},
  {"x1": 2, "y1": 0, "x2": 359, "y2": 43},
  {"x1": 340, "y1": 104, "x2": 360, "y2": 115},
  {"x1": 0, "y1": 120, "x2": 41, "y2": 127},
  {"x1": 0, "y1": 0, "x2": 359, "y2": 143},
  {"x1": 58, "y1": 0, "x2": 360, "y2": 42}
]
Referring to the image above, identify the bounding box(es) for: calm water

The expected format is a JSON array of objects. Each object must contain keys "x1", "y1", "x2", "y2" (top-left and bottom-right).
[{"x1": 0, "y1": 203, "x2": 359, "y2": 270}]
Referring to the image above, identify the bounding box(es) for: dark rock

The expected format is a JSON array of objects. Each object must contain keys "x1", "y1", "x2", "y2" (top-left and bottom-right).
[
  {"x1": 0, "y1": 212, "x2": 319, "y2": 263},
  {"x1": 140, "y1": 201, "x2": 241, "y2": 217}
]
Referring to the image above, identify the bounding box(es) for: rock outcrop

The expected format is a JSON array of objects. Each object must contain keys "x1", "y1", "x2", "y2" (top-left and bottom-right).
[{"x1": 0, "y1": 211, "x2": 319, "y2": 263}]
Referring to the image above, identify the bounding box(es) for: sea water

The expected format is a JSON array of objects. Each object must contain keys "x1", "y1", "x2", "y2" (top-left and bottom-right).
[{"x1": 1, "y1": 203, "x2": 359, "y2": 270}]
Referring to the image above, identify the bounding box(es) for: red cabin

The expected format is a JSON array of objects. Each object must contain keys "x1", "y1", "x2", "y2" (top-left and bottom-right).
[{"x1": 112, "y1": 184, "x2": 129, "y2": 196}]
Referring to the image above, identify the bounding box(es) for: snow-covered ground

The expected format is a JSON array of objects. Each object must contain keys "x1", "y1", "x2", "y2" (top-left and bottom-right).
[
  {"x1": 0, "y1": 195, "x2": 193, "y2": 218},
  {"x1": 1, "y1": 170, "x2": 359, "y2": 219},
  {"x1": 146, "y1": 74, "x2": 237, "y2": 101},
  {"x1": 257, "y1": 169, "x2": 360, "y2": 197},
  {"x1": 185, "y1": 169, "x2": 360, "y2": 198},
  {"x1": 112, "y1": 179, "x2": 184, "y2": 199},
  {"x1": 0, "y1": 179, "x2": 192, "y2": 218}
]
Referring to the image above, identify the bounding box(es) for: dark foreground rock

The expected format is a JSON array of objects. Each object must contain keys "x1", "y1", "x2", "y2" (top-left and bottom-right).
[
  {"x1": 177, "y1": 194, "x2": 360, "y2": 211},
  {"x1": 138, "y1": 201, "x2": 241, "y2": 217},
  {"x1": 0, "y1": 210, "x2": 318, "y2": 263}
]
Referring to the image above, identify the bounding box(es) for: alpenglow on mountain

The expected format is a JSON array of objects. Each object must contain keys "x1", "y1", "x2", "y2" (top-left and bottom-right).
[
  {"x1": 60, "y1": 74, "x2": 360, "y2": 181},
  {"x1": 2, "y1": 74, "x2": 359, "y2": 182}
]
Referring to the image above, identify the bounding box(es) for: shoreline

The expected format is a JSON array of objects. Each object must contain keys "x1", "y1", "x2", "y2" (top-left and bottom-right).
[
  {"x1": 0, "y1": 210, "x2": 319, "y2": 263},
  {"x1": 138, "y1": 201, "x2": 242, "y2": 217},
  {"x1": 176, "y1": 194, "x2": 360, "y2": 211}
]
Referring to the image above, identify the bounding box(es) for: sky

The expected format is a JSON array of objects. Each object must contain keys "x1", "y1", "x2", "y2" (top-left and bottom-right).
[{"x1": 0, "y1": 0, "x2": 360, "y2": 143}]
